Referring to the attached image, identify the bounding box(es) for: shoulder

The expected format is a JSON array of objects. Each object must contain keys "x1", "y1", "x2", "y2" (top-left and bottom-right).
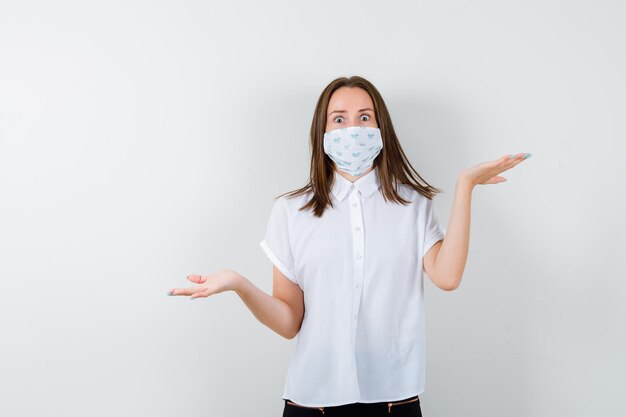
[
  {"x1": 274, "y1": 192, "x2": 313, "y2": 216},
  {"x1": 397, "y1": 183, "x2": 433, "y2": 208}
]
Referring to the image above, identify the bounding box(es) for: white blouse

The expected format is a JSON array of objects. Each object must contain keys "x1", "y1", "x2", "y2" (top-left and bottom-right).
[{"x1": 259, "y1": 166, "x2": 445, "y2": 407}]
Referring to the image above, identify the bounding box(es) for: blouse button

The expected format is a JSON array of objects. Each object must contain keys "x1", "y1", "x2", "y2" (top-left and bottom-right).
[
  {"x1": 354, "y1": 226, "x2": 361, "y2": 231},
  {"x1": 352, "y1": 203, "x2": 357, "y2": 207},
  {"x1": 355, "y1": 254, "x2": 362, "y2": 260}
]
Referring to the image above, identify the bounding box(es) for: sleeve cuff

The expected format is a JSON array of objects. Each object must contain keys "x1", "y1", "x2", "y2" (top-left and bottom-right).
[
  {"x1": 423, "y1": 233, "x2": 445, "y2": 258},
  {"x1": 259, "y1": 240, "x2": 298, "y2": 284}
]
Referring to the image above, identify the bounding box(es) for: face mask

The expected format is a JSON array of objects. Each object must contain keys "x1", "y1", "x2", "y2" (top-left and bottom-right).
[{"x1": 323, "y1": 126, "x2": 383, "y2": 177}]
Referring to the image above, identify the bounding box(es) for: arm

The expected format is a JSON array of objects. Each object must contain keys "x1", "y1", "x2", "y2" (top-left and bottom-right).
[
  {"x1": 168, "y1": 268, "x2": 303, "y2": 340},
  {"x1": 424, "y1": 152, "x2": 531, "y2": 291},
  {"x1": 424, "y1": 175, "x2": 473, "y2": 291},
  {"x1": 234, "y1": 266, "x2": 304, "y2": 340}
]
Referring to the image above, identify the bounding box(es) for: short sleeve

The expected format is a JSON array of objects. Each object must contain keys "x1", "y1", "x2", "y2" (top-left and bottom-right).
[
  {"x1": 259, "y1": 197, "x2": 298, "y2": 284},
  {"x1": 422, "y1": 198, "x2": 446, "y2": 258}
]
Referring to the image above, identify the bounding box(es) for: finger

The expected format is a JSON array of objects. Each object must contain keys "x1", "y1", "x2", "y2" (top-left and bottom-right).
[
  {"x1": 170, "y1": 286, "x2": 204, "y2": 296},
  {"x1": 190, "y1": 291, "x2": 210, "y2": 299},
  {"x1": 502, "y1": 157, "x2": 522, "y2": 169},
  {"x1": 187, "y1": 274, "x2": 206, "y2": 283},
  {"x1": 493, "y1": 154, "x2": 520, "y2": 168},
  {"x1": 506, "y1": 153, "x2": 531, "y2": 163},
  {"x1": 498, "y1": 153, "x2": 525, "y2": 170},
  {"x1": 504, "y1": 154, "x2": 530, "y2": 170},
  {"x1": 502, "y1": 154, "x2": 523, "y2": 165},
  {"x1": 481, "y1": 175, "x2": 507, "y2": 185}
]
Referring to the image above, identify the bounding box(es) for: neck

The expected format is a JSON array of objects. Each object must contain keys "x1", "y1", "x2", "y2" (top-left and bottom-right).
[{"x1": 335, "y1": 166, "x2": 374, "y2": 183}]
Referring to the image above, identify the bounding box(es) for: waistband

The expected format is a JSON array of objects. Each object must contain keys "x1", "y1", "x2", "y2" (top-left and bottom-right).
[{"x1": 284, "y1": 394, "x2": 420, "y2": 414}]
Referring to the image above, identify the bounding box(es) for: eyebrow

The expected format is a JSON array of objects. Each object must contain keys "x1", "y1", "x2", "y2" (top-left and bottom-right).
[{"x1": 327, "y1": 108, "x2": 374, "y2": 116}]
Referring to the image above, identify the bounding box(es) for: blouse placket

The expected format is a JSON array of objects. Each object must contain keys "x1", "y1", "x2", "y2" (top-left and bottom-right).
[{"x1": 348, "y1": 184, "x2": 365, "y2": 338}]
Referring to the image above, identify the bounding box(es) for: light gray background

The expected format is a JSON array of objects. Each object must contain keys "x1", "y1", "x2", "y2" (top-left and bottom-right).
[{"x1": 1, "y1": 0, "x2": 624, "y2": 416}]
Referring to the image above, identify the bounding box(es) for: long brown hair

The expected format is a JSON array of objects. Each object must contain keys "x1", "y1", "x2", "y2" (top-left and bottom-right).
[{"x1": 278, "y1": 75, "x2": 442, "y2": 217}]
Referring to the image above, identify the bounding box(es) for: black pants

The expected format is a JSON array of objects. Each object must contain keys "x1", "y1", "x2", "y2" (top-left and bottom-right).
[{"x1": 282, "y1": 394, "x2": 421, "y2": 417}]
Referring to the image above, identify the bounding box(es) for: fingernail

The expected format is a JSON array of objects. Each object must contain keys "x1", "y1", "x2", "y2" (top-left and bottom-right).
[
  {"x1": 522, "y1": 153, "x2": 532, "y2": 159},
  {"x1": 508, "y1": 154, "x2": 515, "y2": 159},
  {"x1": 167, "y1": 291, "x2": 174, "y2": 296}
]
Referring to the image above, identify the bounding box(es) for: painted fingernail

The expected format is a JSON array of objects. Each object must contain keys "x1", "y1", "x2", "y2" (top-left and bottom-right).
[{"x1": 522, "y1": 153, "x2": 532, "y2": 159}]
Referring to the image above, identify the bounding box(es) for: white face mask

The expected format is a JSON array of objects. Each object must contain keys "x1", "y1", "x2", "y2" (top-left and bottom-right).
[{"x1": 323, "y1": 126, "x2": 383, "y2": 177}]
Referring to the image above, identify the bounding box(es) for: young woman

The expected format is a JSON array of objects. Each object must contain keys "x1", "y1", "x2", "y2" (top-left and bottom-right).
[{"x1": 168, "y1": 75, "x2": 531, "y2": 416}]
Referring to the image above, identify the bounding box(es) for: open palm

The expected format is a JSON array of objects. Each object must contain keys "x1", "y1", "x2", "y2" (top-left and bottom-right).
[
  {"x1": 461, "y1": 152, "x2": 531, "y2": 186},
  {"x1": 168, "y1": 269, "x2": 240, "y2": 299}
]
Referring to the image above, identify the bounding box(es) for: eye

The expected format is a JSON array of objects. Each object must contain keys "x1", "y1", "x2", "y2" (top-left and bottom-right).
[
  {"x1": 333, "y1": 116, "x2": 344, "y2": 123},
  {"x1": 360, "y1": 114, "x2": 370, "y2": 121}
]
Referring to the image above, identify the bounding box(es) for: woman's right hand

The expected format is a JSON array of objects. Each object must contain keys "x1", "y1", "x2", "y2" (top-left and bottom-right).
[{"x1": 167, "y1": 269, "x2": 241, "y2": 299}]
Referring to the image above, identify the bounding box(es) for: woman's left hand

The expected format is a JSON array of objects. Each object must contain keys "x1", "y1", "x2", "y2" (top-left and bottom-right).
[{"x1": 460, "y1": 152, "x2": 531, "y2": 187}]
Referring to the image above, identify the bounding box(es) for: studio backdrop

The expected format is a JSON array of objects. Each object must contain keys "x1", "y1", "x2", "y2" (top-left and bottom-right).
[{"x1": 0, "y1": 1, "x2": 624, "y2": 416}]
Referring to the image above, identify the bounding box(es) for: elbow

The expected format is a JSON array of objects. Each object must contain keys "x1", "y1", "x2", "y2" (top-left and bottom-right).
[
  {"x1": 283, "y1": 329, "x2": 299, "y2": 340},
  {"x1": 277, "y1": 328, "x2": 294, "y2": 340},
  {"x1": 439, "y1": 276, "x2": 461, "y2": 291},
  {"x1": 280, "y1": 327, "x2": 294, "y2": 339},
  {"x1": 442, "y1": 283, "x2": 459, "y2": 292},
  {"x1": 283, "y1": 323, "x2": 302, "y2": 340}
]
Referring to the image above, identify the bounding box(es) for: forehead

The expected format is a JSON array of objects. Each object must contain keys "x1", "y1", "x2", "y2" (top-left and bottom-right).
[{"x1": 327, "y1": 87, "x2": 373, "y2": 110}]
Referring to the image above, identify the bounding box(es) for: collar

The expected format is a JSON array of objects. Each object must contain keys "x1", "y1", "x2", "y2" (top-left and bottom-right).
[{"x1": 331, "y1": 166, "x2": 381, "y2": 202}]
